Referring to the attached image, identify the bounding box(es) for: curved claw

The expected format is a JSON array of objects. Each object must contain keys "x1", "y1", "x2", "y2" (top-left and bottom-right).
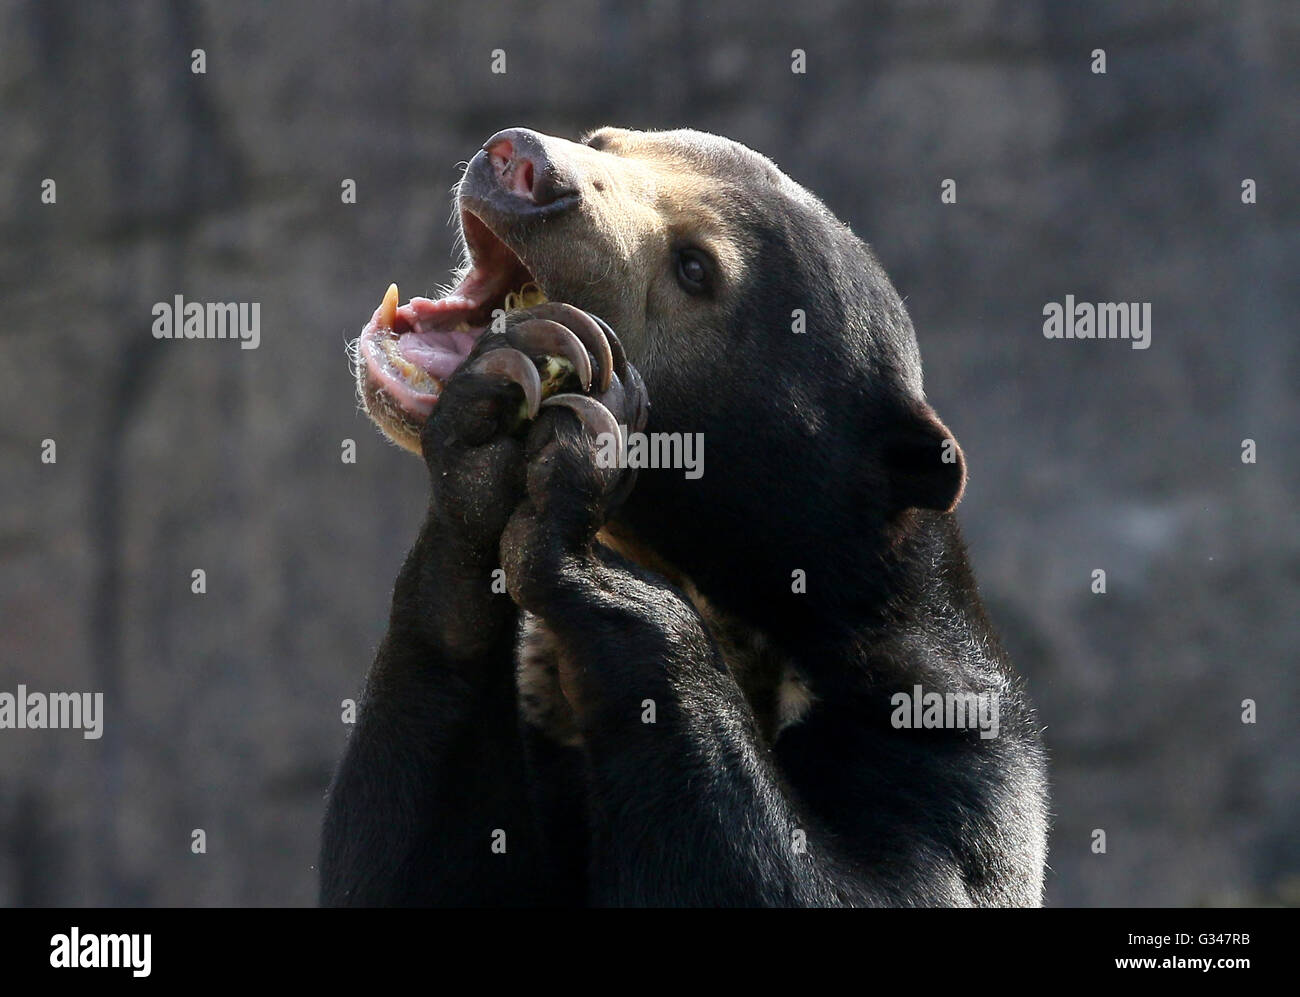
[
  {"x1": 508, "y1": 319, "x2": 593, "y2": 392},
  {"x1": 621, "y1": 362, "x2": 650, "y2": 434},
  {"x1": 528, "y1": 303, "x2": 615, "y2": 393},
  {"x1": 586, "y1": 312, "x2": 629, "y2": 385},
  {"x1": 541, "y1": 393, "x2": 622, "y2": 448},
  {"x1": 468, "y1": 347, "x2": 543, "y2": 419}
]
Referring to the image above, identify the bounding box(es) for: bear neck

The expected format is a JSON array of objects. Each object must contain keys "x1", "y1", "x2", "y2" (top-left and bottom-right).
[{"x1": 605, "y1": 505, "x2": 992, "y2": 682}]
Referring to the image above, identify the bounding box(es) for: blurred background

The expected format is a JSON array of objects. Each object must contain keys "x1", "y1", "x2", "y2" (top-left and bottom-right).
[{"x1": 1, "y1": 0, "x2": 1296, "y2": 907}]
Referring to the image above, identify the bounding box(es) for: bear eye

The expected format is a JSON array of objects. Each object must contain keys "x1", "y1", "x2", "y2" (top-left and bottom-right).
[{"x1": 675, "y1": 248, "x2": 712, "y2": 295}]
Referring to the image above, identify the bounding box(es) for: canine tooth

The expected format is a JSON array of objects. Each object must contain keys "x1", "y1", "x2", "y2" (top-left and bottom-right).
[{"x1": 380, "y1": 283, "x2": 399, "y2": 329}]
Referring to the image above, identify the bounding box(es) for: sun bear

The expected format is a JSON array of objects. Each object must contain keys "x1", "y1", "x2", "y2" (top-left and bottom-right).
[{"x1": 321, "y1": 126, "x2": 1049, "y2": 906}]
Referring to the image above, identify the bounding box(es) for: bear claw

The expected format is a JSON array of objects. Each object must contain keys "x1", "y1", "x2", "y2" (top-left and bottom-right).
[
  {"x1": 468, "y1": 347, "x2": 543, "y2": 419},
  {"x1": 585, "y1": 312, "x2": 629, "y2": 387},
  {"x1": 540, "y1": 393, "x2": 623, "y2": 447},
  {"x1": 509, "y1": 319, "x2": 593, "y2": 393},
  {"x1": 526, "y1": 303, "x2": 618, "y2": 392}
]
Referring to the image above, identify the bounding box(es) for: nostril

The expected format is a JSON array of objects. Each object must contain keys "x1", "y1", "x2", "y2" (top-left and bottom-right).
[
  {"x1": 486, "y1": 138, "x2": 541, "y2": 201},
  {"x1": 487, "y1": 139, "x2": 514, "y2": 175},
  {"x1": 478, "y1": 128, "x2": 579, "y2": 211}
]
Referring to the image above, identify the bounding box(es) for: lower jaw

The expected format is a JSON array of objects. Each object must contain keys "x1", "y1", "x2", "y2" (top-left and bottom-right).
[
  {"x1": 359, "y1": 282, "x2": 550, "y2": 426},
  {"x1": 362, "y1": 336, "x2": 440, "y2": 419}
]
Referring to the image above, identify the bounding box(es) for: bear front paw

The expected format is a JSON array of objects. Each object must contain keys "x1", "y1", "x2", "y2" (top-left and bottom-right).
[
  {"x1": 419, "y1": 303, "x2": 646, "y2": 556},
  {"x1": 497, "y1": 310, "x2": 649, "y2": 609}
]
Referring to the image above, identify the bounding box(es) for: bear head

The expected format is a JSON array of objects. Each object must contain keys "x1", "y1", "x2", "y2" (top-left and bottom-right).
[{"x1": 355, "y1": 126, "x2": 967, "y2": 641}]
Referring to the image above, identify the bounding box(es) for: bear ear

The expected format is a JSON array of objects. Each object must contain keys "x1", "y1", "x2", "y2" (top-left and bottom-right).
[{"x1": 882, "y1": 400, "x2": 967, "y2": 513}]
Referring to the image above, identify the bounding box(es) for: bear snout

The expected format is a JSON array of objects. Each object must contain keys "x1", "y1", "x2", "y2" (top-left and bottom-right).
[{"x1": 470, "y1": 127, "x2": 581, "y2": 216}]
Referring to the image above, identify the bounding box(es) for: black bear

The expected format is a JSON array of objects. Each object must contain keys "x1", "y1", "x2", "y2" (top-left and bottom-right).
[{"x1": 322, "y1": 126, "x2": 1048, "y2": 906}]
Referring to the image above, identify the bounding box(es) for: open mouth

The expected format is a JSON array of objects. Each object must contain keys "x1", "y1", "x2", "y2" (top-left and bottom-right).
[{"x1": 357, "y1": 210, "x2": 547, "y2": 424}]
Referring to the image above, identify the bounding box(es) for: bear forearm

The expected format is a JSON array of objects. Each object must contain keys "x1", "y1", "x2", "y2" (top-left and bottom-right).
[
  {"x1": 386, "y1": 516, "x2": 522, "y2": 669},
  {"x1": 581, "y1": 710, "x2": 851, "y2": 906},
  {"x1": 517, "y1": 559, "x2": 852, "y2": 905},
  {"x1": 320, "y1": 644, "x2": 546, "y2": 906},
  {"x1": 320, "y1": 525, "x2": 541, "y2": 906}
]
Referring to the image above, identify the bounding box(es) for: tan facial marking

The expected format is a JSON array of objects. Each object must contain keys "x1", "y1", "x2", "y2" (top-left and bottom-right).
[{"x1": 354, "y1": 127, "x2": 773, "y2": 455}]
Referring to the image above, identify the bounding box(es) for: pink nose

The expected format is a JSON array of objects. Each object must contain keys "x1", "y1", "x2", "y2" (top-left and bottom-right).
[{"x1": 481, "y1": 128, "x2": 576, "y2": 207}]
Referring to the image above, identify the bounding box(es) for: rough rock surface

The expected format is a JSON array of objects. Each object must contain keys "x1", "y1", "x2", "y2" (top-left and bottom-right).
[{"x1": 0, "y1": 0, "x2": 1295, "y2": 906}]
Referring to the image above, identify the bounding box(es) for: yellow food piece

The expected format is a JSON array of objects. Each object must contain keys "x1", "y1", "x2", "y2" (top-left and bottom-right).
[
  {"x1": 502, "y1": 282, "x2": 548, "y2": 312},
  {"x1": 537, "y1": 355, "x2": 576, "y2": 398}
]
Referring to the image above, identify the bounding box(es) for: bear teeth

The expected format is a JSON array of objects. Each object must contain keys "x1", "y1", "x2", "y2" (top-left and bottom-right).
[
  {"x1": 379, "y1": 282, "x2": 399, "y2": 330},
  {"x1": 371, "y1": 280, "x2": 547, "y2": 396},
  {"x1": 378, "y1": 335, "x2": 439, "y2": 393}
]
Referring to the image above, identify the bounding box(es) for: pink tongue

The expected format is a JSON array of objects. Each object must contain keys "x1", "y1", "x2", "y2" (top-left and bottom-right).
[{"x1": 397, "y1": 331, "x2": 468, "y2": 381}]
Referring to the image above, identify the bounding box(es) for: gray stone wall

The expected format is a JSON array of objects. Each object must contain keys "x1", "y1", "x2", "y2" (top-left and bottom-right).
[{"x1": 0, "y1": 0, "x2": 1295, "y2": 906}]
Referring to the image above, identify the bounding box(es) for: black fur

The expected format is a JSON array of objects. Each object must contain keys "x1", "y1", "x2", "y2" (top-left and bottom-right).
[{"x1": 321, "y1": 129, "x2": 1048, "y2": 907}]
